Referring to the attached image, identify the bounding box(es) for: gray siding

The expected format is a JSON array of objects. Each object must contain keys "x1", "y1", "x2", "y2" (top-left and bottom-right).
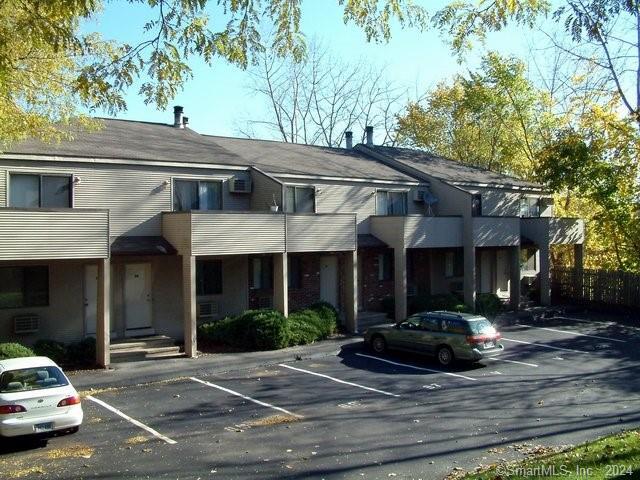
[
  {"x1": 0, "y1": 159, "x2": 250, "y2": 237},
  {"x1": 286, "y1": 214, "x2": 356, "y2": 252},
  {"x1": 404, "y1": 216, "x2": 463, "y2": 248},
  {"x1": 0, "y1": 209, "x2": 109, "y2": 260},
  {"x1": 191, "y1": 212, "x2": 285, "y2": 256},
  {"x1": 251, "y1": 168, "x2": 283, "y2": 211},
  {"x1": 0, "y1": 260, "x2": 85, "y2": 344},
  {"x1": 0, "y1": 169, "x2": 6, "y2": 207},
  {"x1": 522, "y1": 217, "x2": 584, "y2": 245},
  {"x1": 162, "y1": 213, "x2": 192, "y2": 255},
  {"x1": 370, "y1": 216, "x2": 406, "y2": 249},
  {"x1": 473, "y1": 217, "x2": 520, "y2": 247},
  {"x1": 274, "y1": 178, "x2": 422, "y2": 234}
]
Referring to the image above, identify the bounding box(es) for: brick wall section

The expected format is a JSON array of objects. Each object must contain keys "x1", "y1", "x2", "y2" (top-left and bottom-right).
[
  {"x1": 359, "y1": 247, "x2": 394, "y2": 311},
  {"x1": 289, "y1": 253, "x2": 321, "y2": 311}
]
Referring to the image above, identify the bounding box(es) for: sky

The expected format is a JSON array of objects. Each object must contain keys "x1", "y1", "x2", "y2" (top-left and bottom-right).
[{"x1": 85, "y1": 1, "x2": 539, "y2": 140}]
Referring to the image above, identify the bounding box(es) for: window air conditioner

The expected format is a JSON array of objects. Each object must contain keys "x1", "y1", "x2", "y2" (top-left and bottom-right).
[
  {"x1": 197, "y1": 302, "x2": 219, "y2": 320},
  {"x1": 228, "y1": 177, "x2": 252, "y2": 193},
  {"x1": 14, "y1": 315, "x2": 40, "y2": 334}
]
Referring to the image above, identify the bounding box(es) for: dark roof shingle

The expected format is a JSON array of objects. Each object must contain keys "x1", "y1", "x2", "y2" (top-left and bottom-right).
[{"x1": 365, "y1": 145, "x2": 543, "y2": 190}]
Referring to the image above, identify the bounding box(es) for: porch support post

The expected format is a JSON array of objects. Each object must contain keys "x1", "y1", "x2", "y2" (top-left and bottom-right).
[
  {"x1": 463, "y1": 245, "x2": 476, "y2": 311},
  {"x1": 394, "y1": 247, "x2": 407, "y2": 321},
  {"x1": 510, "y1": 246, "x2": 521, "y2": 310},
  {"x1": 182, "y1": 255, "x2": 197, "y2": 357},
  {"x1": 273, "y1": 252, "x2": 288, "y2": 317},
  {"x1": 96, "y1": 257, "x2": 111, "y2": 368},
  {"x1": 539, "y1": 242, "x2": 551, "y2": 306},
  {"x1": 344, "y1": 250, "x2": 358, "y2": 333}
]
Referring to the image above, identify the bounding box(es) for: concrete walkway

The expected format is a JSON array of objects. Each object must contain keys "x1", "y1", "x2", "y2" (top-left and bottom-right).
[{"x1": 69, "y1": 336, "x2": 362, "y2": 391}]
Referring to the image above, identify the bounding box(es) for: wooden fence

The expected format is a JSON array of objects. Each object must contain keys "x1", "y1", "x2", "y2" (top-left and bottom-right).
[{"x1": 552, "y1": 267, "x2": 640, "y2": 309}]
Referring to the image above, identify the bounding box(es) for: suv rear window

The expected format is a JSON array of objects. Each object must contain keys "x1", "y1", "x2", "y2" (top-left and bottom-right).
[
  {"x1": 440, "y1": 318, "x2": 470, "y2": 334},
  {"x1": 0, "y1": 366, "x2": 69, "y2": 393},
  {"x1": 468, "y1": 319, "x2": 496, "y2": 335}
]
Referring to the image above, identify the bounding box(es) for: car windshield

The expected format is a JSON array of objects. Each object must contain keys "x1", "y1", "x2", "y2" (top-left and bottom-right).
[
  {"x1": 0, "y1": 366, "x2": 69, "y2": 393},
  {"x1": 468, "y1": 319, "x2": 496, "y2": 335}
]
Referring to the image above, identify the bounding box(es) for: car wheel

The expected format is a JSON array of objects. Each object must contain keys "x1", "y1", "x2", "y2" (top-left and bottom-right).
[
  {"x1": 371, "y1": 335, "x2": 386, "y2": 354},
  {"x1": 68, "y1": 426, "x2": 79, "y2": 434},
  {"x1": 436, "y1": 346, "x2": 454, "y2": 366}
]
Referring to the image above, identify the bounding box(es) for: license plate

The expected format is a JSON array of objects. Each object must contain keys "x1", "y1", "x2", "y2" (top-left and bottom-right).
[
  {"x1": 484, "y1": 341, "x2": 494, "y2": 348},
  {"x1": 34, "y1": 422, "x2": 53, "y2": 433}
]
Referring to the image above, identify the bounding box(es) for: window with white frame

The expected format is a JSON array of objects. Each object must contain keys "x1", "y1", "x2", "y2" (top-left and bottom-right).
[
  {"x1": 444, "y1": 250, "x2": 464, "y2": 278},
  {"x1": 376, "y1": 190, "x2": 408, "y2": 215},
  {"x1": 251, "y1": 257, "x2": 273, "y2": 290},
  {"x1": 519, "y1": 197, "x2": 540, "y2": 217},
  {"x1": 284, "y1": 186, "x2": 315, "y2": 213},
  {"x1": 173, "y1": 179, "x2": 222, "y2": 211},
  {"x1": 9, "y1": 174, "x2": 71, "y2": 208},
  {"x1": 0, "y1": 266, "x2": 49, "y2": 309}
]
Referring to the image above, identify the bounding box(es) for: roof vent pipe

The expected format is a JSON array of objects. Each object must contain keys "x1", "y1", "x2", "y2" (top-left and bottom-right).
[
  {"x1": 345, "y1": 131, "x2": 353, "y2": 149},
  {"x1": 365, "y1": 125, "x2": 373, "y2": 146},
  {"x1": 173, "y1": 105, "x2": 184, "y2": 128},
  {"x1": 182, "y1": 116, "x2": 189, "y2": 128}
]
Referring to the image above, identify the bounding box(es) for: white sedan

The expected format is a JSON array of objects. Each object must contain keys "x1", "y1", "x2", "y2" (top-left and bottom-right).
[{"x1": 0, "y1": 356, "x2": 83, "y2": 437}]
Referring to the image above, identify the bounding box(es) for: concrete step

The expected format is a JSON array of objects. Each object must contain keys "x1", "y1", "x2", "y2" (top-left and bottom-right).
[
  {"x1": 110, "y1": 345, "x2": 184, "y2": 362},
  {"x1": 110, "y1": 335, "x2": 175, "y2": 351}
]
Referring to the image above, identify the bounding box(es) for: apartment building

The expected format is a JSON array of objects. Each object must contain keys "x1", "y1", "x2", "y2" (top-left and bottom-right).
[{"x1": 0, "y1": 107, "x2": 584, "y2": 366}]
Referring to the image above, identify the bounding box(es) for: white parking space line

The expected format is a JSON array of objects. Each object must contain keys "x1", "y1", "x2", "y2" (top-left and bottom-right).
[
  {"x1": 355, "y1": 353, "x2": 477, "y2": 381},
  {"x1": 518, "y1": 324, "x2": 626, "y2": 343},
  {"x1": 86, "y1": 395, "x2": 177, "y2": 445},
  {"x1": 278, "y1": 363, "x2": 401, "y2": 397},
  {"x1": 485, "y1": 357, "x2": 539, "y2": 368},
  {"x1": 189, "y1": 377, "x2": 303, "y2": 418},
  {"x1": 502, "y1": 337, "x2": 589, "y2": 354}
]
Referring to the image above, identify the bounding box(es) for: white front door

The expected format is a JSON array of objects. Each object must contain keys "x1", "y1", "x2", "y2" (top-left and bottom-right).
[
  {"x1": 83, "y1": 265, "x2": 98, "y2": 336},
  {"x1": 320, "y1": 256, "x2": 338, "y2": 308},
  {"x1": 124, "y1": 263, "x2": 152, "y2": 333}
]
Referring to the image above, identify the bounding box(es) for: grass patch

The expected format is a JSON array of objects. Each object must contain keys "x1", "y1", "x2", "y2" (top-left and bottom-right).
[
  {"x1": 246, "y1": 414, "x2": 301, "y2": 427},
  {"x1": 451, "y1": 429, "x2": 640, "y2": 480}
]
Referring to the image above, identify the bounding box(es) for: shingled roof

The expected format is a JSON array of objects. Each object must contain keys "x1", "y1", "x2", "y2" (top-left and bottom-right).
[
  {"x1": 363, "y1": 145, "x2": 543, "y2": 191},
  {"x1": 4, "y1": 118, "x2": 416, "y2": 183}
]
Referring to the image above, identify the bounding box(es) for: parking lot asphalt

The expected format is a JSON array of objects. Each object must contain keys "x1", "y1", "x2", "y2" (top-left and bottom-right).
[{"x1": 2, "y1": 314, "x2": 640, "y2": 480}]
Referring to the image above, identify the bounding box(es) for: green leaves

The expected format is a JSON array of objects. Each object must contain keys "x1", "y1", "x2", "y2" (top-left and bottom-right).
[{"x1": 0, "y1": 0, "x2": 425, "y2": 147}]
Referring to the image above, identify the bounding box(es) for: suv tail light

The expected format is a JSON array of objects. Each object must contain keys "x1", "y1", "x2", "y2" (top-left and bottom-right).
[
  {"x1": 0, "y1": 405, "x2": 26, "y2": 414},
  {"x1": 466, "y1": 333, "x2": 500, "y2": 345},
  {"x1": 57, "y1": 395, "x2": 81, "y2": 407}
]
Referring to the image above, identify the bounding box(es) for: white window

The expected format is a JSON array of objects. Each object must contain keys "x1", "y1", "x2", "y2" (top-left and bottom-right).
[
  {"x1": 9, "y1": 174, "x2": 71, "y2": 208},
  {"x1": 445, "y1": 250, "x2": 463, "y2": 278},
  {"x1": 173, "y1": 179, "x2": 222, "y2": 211},
  {"x1": 376, "y1": 190, "x2": 407, "y2": 215},
  {"x1": 520, "y1": 197, "x2": 540, "y2": 217},
  {"x1": 285, "y1": 186, "x2": 315, "y2": 213}
]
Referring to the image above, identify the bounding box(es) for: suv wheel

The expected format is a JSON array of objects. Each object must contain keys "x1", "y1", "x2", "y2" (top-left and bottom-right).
[
  {"x1": 436, "y1": 346, "x2": 454, "y2": 366},
  {"x1": 371, "y1": 335, "x2": 386, "y2": 353}
]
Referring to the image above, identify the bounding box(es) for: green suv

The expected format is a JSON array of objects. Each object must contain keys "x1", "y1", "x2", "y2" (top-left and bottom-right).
[{"x1": 363, "y1": 311, "x2": 504, "y2": 366}]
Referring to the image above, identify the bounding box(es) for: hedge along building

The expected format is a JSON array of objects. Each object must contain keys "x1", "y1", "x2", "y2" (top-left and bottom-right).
[{"x1": 0, "y1": 107, "x2": 584, "y2": 365}]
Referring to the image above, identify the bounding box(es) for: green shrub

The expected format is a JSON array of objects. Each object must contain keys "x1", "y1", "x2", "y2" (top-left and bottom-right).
[
  {"x1": 408, "y1": 294, "x2": 471, "y2": 315},
  {"x1": 0, "y1": 342, "x2": 35, "y2": 360},
  {"x1": 198, "y1": 309, "x2": 289, "y2": 351},
  {"x1": 288, "y1": 314, "x2": 323, "y2": 346},
  {"x1": 476, "y1": 293, "x2": 503, "y2": 318},
  {"x1": 67, "y1": 337, "x2": 96, "y2": 366},
  {"x1": 33, "y1": 339, "x2": 67, "y2": 364}
]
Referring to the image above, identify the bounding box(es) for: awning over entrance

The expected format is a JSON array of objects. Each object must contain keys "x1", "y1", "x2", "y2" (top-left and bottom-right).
[
  {"x1": 110, "y1": 236, "x2": 177, "y2": 256},
  {"x1": 357, "y1": 233, "x2": 388, "y2": 249}
]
